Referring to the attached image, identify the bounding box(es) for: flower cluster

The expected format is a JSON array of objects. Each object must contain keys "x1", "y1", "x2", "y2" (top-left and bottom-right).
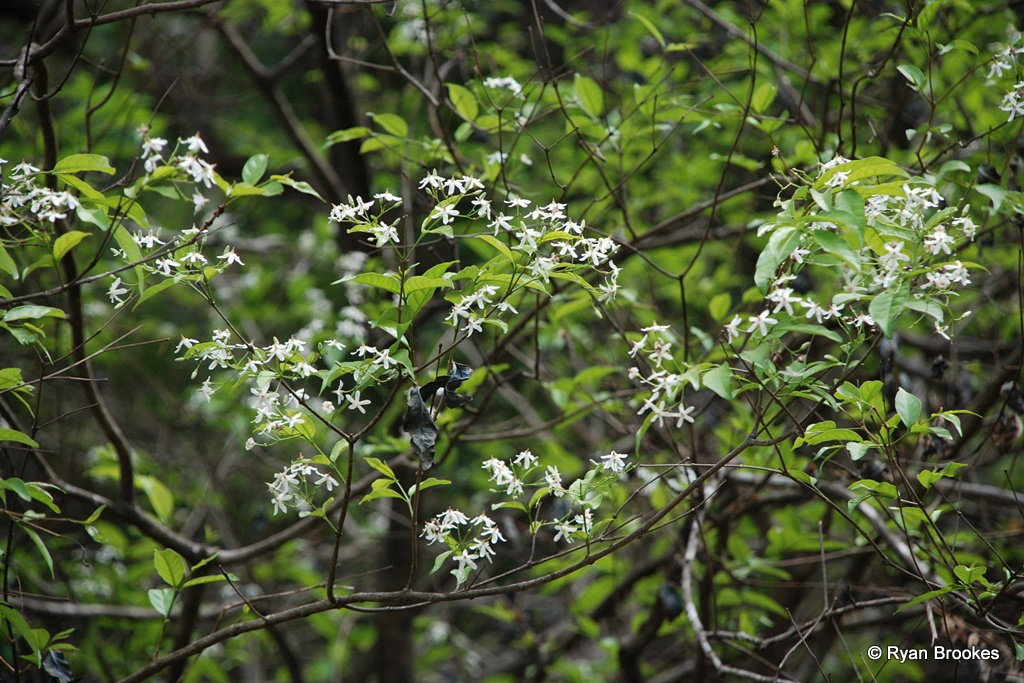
[
  {"x1": 266, "y1": 461, "x2": 339, "y2": 516},
  {"x1": 0, "y1": 161, "x2": 81, "y2": 225},
  {"x1": 328, "y1": 170, "x2": 622, "y2": 340},
  {"x1": 482, "y1": 76, "x2": 523, "y2": 97},
  {"x1": 421, "y1": 510, "x2": 507, "y2": 586},
  {"x1": 743, "y1": 159, "x2": 977, "y2": 342},
  {"x1": 989, "y1": 38, "x2": 1024, "y2": 120},
  {"x1": 625, "y1": 325, "x2": 697, "y2": 428},
  {"x1": 177, "y1": 326, "x2": 395, "y2": 438},
  {"x1": 421, "y1": 445, "x2": 632, "y2": 586},
  {"x1": 140, "y1": 132, "x2": 217, "y2": 200}
]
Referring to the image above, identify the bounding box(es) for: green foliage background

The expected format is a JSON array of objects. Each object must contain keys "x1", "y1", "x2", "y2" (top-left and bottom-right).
[{"x1": 1, "y1": 0, "x2": 1024, "y2": 680}]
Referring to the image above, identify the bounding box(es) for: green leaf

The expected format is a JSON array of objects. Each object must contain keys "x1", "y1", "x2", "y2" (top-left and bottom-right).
[
  {"x1": 113, "y1": 225, "x2": 142, "y2": 265},
  {"x1": 702, "y1": 363, "x2": 734, "y2": 399},
  {"x1": 976, "y1": 184, "x2": 1005, "y2": 211},
  {"x1": 810, "y1": 230, "x2": 860, "y2": 271},
  {"x1": 708, "y1": 292, "x2": 731, "y2": 321},
  {"x1": 846, "y1": 442, "x2": 870, "y2": 461},
  {"x1": 181, "y1": 575, "x2": 226, "y2": 588},
  {"x1": 751, "y1": 83, "x2": 777, "y2": 114},
  {"x1": 369, "y1": 112, "x2": 408, "y2": 137},
  {"x1": 364, "y1": 457, "x2": 396, "y2": 479},
  {"x1": 630, "y1": 10, "x2": 665, "y2": 48},
  {"x1": 269, "y1": 174, "x2": 324, "y2": 200},
  {"x1": 446, "y1": 83, "x2": 479, "y2": 121},
  {"x1": 53, "y1": 153, "x2": 115, "y2": 175},
  {"x1": 894, "y1": 387, "x2": 921, "y2": 428},
  {"x1": 754, "y1": 227, "x2": 799, "y2": 293},
  {"x1": 868, "y1": 286, "x2": 907, "y2": 338},
  {"x1": 0, "y1": 603, "x2": 44, "y2": 651},
  {"x1": 360, "y1": 488, "x2": 406, "y2": 504},
  {"x1": 574, "y1": 74, "x2": 604, "y2": 117},
  {"x1": 337, "y1": 272, "x2": 402, "y2": 294},
  {"x1": 0, "y1": 244, "x2": 17, "y2": 278},
  {"x1": 326, "y1": 126, "x2": 371, "y2": 144},
  {"x1": 137, "y1": 475, "x2": 174, "y2": 523},
  {"x1": 0, "y1": 429, "x2": 38, "y2": 448},
  {"x1": 148, "y1": 587, "x2": 175, "y2": 617},
  {"x1": 154, "y1": 548, "x2": 186, "y2": 587},
  {"x1": 136, "y1": 278, "x2": 178, "y2": 306},
  {"x1": 797, "y1": 421, "x2": 862, "y2": 446},
  {"x1": 895, "y1": 585, "x2": 954, "y2": 613},
  {"x1": 3, "y1": 305, "x2": 64, "y2": 323},
  {"x1": 0, "y1": 367, "x2": 23, "y2": 390},
  {"x1": 25, "y1": 483, "x2": 59, "y2": 514},
  {"x1": 52, "y1": 231, "x2": 91, "y2": 261},
  {"x1": 897, "y1": 64, "x2": 926, "y2": 91},
  {"x1": 430, "y1": 550, "x2": 453, "y2": 575},
  {"x1": 475, "y1": 235, "x2": 514, "y2": 263},
  {"x1": 404, "y1": 276, "x2": 453, "y2": 294},
  {"x1": 241, "y1": 154, "x2": 269, "y2": 185},
  {"x1": 409, "y1": 477, "x2": 451, "y2": 495},
  {"x1": 18, "y1": 524, "x2": 53, "y2": 578}
]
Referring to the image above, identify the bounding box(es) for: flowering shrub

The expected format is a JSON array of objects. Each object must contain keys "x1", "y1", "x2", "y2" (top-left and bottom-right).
[{"x1": 2, "y1": 2, "x2": 1024, "y2": 681}]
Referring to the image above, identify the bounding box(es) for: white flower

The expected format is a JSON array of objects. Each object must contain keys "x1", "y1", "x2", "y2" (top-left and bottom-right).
[
  {"x1": 944, "y1": 260, "x2": 970, "y2": 286},
  {"x1": 461, "y1": 313, "x2": 484, "y2": 336},
  {"x1": 175, "y1": 336, "x2": 199, "y2": 353},
  {"x1": 825, "y1": 170, "x2": 849, "y2": 188},
  {"x1": 107, "y1": 277, "x2": 129, "y2": 307},
  {"x1": 133, "y1": 230, "x2": 165, "y2": 249},
  {"x1": 790, "y1": 247, "x2": 810, "y2": 263},
  {"x1": 746, "y1": 310, "x2": 778, "y2": 336},
  {"x1": 421, "y1": 519, "x2": 444, "y2": 543},
  {"x1": 923, "y1": 226, "x2": 954, "y2": 255},
  {"x1": 512, "y1": 449, "x2": 538, "y2": 468},
  {"x1": 482, "y1": 457, "x2": 514, "y2": 486},
  {"x1": 355, "y1": 343, "x2": 378, "y2": 357},
  {"x1": 553, "y1": 520, "x2": 577, "y2": 543},
  {"x1": 217, "y1": 246, "x2": 245, "y2": 266},
  {"x1": 154, "y1": 257, "x2": 179, "y2": 276},
  {"x1": 852, "y1": 313, "x2": 876, "y2": 328},
  {"x1": 504, "y1": 476, "x2": 524, "y2": 496},
  {"x1": 488, "y1": 213, "x2": 512, "y2": 234},
  {"x1": 482, "y1": 76, "x2": 522, "y2": 96},
  {"x1": 802, "y1": 300, "x2": 825, "y2": 324},
  {"x1": 723, "y1": 315, "x2": 742, "y2": 343},
  {"x1": 315, "y1": 471, "x2": 339, "y2": 491},
  {"x1": 192, "y1": 192, "x2": 208, "y2": 213},
  {"x1": 346, "y1": 390, "x2": 370, "y2": 414},
  {"x1": 505, "y1": 195, "x2": 530, "y2": 209},
  {"x1": 544, "y1": 466, "x2": 565, "y2": 497},
  {"x1": 471, "y1": 196, "x2": 491, "y2": 219},
  {"x1": 142, "y1": 137, "x2": 167, "y2": 158},
  {"x1": 452, "y1": 549, "x2": 478, "y2": 584},
  {"x1": 430, "y1": 204, "x2": 459, "y2": 225},
  {"x1": 952, "y1": 215, "x2": 976, "y2": 240},
  {"x1": 374, "y1": 190, "x2": 401, "y2": 203},
  {"x1": 879, "y1": 242, "x2": 909, "y2": 271},
  {"x1": 675, "y1": 404, "x2": 695, "y2": 427},
  {"x1": 600, "y1": 451, "x2": 628, "y2": 473},
  {"x1": 373, "y1": 348, "x2": 397, "y2": 370},
  {"x1": 440, "y1": 508, "x2": 469, "y2": 528},
  {"x1": 197, "y1": 378, "x2": 215, "y2": 402},
  {"x1": 767, "y1": 287, "x2": 800, "y2": 315},
  {"x1": 180, "y1": 251, "x2": 208, "y2": 266},
  {"x1": 418, "y1": 171, "x2": 444, "y2": 190},
  {"x1": 181, "y1": 134, "x2": 209, "y2": 155}
]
